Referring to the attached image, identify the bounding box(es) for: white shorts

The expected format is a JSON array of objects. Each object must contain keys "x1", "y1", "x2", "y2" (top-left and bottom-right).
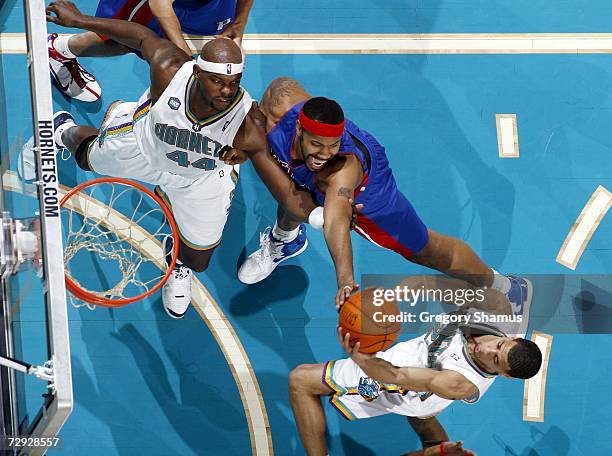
[
  {"x1": 87, "y1": 101, "x2": 238, "y2": 249},
  {"x1": 322, "y1": 340, "x2": 452, "y2": 420}
]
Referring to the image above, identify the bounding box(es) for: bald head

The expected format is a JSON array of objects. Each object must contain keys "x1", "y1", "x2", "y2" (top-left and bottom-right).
[
  {"x1": 263, "y1": 77, "x2": 308, "y2": 106},
  {"x1": 261, "y1": 77, "x2": 311, "y2": 130},
  {"x1": 200, "y1": 38, "x2": 243, "y2": 64}
]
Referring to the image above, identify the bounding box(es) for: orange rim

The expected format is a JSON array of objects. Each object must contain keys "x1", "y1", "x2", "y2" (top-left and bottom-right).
[{"x1": 60, "y1": 177, "x2": 179, "y2": 307}]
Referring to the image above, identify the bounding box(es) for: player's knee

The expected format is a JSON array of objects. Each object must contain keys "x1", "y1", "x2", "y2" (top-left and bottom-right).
[
  {"x1": 289, "y1": 364, "x2": 311, "y2": 394},
  {"x1": 411, "y1": 230, "x2": 453, "y2": 269}
]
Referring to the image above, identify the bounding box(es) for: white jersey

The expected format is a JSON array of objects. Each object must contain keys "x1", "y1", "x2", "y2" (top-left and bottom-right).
[
  {"x1": 132, "y1": 60, "x2": 253, "y2": 179},
  {"x1": 327, "y1": 319, "x2": 497, "y2": 419}
]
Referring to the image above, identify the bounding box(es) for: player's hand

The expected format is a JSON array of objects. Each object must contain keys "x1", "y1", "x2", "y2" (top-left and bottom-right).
[
  {"x1": 336, "y1": 281, "x2": 359, "y2": 310},
  {"x1": 338, "y1": 327, "x2": 374, "y2": 362},
  {"x1": 219, "y1": 22, "x2": 246, "y2": 46},
  {"x1": 222, "y1": 148, "x2": 248, "y2": 165},
  {"x1": 46, "y1": 0, "x2": 85, "y2": 28},
  {"x1": 424, "y1": 441, "x2": 476, "y2": 456}
]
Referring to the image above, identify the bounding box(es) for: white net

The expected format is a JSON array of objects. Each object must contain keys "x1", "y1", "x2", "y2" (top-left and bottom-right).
[{"x1": 61, "y1": 180, "x2": 176, "y2": 309}]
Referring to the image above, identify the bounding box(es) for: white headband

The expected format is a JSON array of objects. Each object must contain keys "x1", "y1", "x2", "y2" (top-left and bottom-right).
[{"x1": 196, "y1": 56, "x2": 244, "y2": 75}]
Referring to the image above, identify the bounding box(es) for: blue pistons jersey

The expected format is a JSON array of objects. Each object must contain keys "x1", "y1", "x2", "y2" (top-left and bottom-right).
[
  {"x1": 96, "y1": 0, "x2": 237, "y2": 38},
  {"x1": 267, "y1": 102, "x2": 430, "y2": 258}
]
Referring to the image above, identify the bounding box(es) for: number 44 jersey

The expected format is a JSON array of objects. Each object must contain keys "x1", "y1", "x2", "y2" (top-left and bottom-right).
[{"x1": 133, "y1": 60, "x2": 253, "y2": 179}]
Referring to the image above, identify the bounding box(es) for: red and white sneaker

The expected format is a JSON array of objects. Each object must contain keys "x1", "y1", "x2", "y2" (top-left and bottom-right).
[{"x1": 48, "y1": 33, "x2": 101, "y2": 102}]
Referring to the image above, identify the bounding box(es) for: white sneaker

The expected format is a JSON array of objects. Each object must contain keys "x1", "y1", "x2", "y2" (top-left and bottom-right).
[
  {"x1": 238, "y1": 225, "x2": 308, "y2": 284},
  {"x1": 18, "y1": 137, "x2": 37, "y2": 184},
  {"x1": 18, "y1": 111, "x2": 74, "y2": 187},
  {"x1": 48, "y1": 33, "x2": 101, "y2": 102},
  {"x1": 162, "y1": 236, "x2": 192, "y2": 319}
]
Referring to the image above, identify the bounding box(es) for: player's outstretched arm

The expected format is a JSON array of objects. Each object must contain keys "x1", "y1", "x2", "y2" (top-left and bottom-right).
[
  {"x1": 322, "y1": 157, "x2": 363, "y2": 308},
  {"x1": 219, "y1": 0, "x2": 255, "y2": 45},
  {"x1": 234, "y1": 107, "x2": 319, "y2": 220},
  {"x1": 339, "y1": 331, "x2": 478, "y2": 401},
  {"x1": 149, "y1": 0, "x2": 192, "y2": 56},
  {"x1": 47, "y1": 1, "x2": 189, "y2": 101},
  {"x1": 47, "y1": 1, "x2": 166, "y2": 56}
]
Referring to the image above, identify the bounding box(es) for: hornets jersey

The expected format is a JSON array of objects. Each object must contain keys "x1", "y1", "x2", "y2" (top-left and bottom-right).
[
  {"x1": 324, "y1": 317, "x2": 497, "y2": 419},
  {"x1": 132, "y1": 60, "x2": 252, "y2": 179}
]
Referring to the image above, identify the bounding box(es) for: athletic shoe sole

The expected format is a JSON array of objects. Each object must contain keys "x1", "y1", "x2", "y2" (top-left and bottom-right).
[
  {"x1": 238, "y1": 238, "x2": 309, "y2": 285},
  {"x1": 514, "y1": 276, "x2": 533, "y2": 338}
]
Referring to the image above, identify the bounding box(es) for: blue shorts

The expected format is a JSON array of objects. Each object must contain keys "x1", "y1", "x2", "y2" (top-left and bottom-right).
[
  {"x1": 349, "y1": 134, "x2": 429, "y2": 258},
  {"x1": 353, "y1": 190, "x2": 429, "y2": 258},
  {"x1": 95, "y1": 0, "x2": 236, "y2": 38}
]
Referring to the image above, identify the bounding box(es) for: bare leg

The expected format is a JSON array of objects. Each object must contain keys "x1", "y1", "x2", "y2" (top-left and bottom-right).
[
  {"x1": 277, "y1": 204, "x2": 302, "y2": 231},
  {"x1": 68, "y1": 32, "x2": 130, "y2": 57},
  {"x1": 177, "y1": 240, "x2": 215, "y2": 272},
  {"x1": 406, "y1": 416, "x2": 449, "y2": 447},
  {"x1": 410, "y1": 229, "x2": 494, "y2": 287},
  {"x1": 61, "y1": 125, "x2": 99, "y2": 153},
  {"x1": 289, "y1": 364, "x2": 333, "y2": 456}
]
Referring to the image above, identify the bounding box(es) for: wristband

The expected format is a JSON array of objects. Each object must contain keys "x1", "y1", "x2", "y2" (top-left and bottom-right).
[
  {"x1": 308, "y1": 206, "x2": 324, "y2": 231},
  {"x1": 439, "y1": 443, "x2": 447, "y2": 456}
]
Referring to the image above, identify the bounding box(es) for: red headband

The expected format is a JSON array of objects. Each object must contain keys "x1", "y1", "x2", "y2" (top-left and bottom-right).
[{"x1": 298, "y1": 109, "x2": 345, "y2": 137}]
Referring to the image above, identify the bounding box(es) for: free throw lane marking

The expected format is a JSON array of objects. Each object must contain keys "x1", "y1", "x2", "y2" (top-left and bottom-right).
[
  {"x1": 557, "y1": 186, "x2": 612, "y2": 270},
  {"x1": 11, "y1": 33, "x2": 612, "y2": 54},
  {"x1": 523, "y1": 332, "x2": 553, "y2": 422},
  {"x1": 496, "y1": 114, "x2": 519, "y2": 158}
]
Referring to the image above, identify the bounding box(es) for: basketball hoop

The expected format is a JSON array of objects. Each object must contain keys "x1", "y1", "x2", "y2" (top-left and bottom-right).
[{"x1": 60, "y1": 177, "x2": 179, "y2": 308}]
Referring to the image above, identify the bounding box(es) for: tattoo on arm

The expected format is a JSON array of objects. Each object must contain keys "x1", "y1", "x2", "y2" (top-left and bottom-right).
[{"x1": 337, "y1": 187, "x2": 352, "y2": 199}]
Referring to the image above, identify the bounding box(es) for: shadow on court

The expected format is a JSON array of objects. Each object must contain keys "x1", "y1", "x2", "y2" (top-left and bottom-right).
[
  {"x1": 494, "y1": 425, "x2": 571, "y2": 455},
  {"x1": 574, "y1": 279, "x2": 612, "y2": 333},
  {"x1": 64, "y1": 302, "x2": 249, "y2": 455}
]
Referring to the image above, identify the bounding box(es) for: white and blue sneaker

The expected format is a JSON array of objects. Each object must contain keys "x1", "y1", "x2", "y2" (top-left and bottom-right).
[
  {"x1": 53, "y1": 110, "x2": 76, "y2": 150},
  {"x1": 162, "y1": 236, "x2": 192, "y2": 319},
  {"x1": 238, "y1": 225, "x2": 308, "y2": 284},
  {"x1": 506, "y1": 276, "x2": 533, "y2": 337}
]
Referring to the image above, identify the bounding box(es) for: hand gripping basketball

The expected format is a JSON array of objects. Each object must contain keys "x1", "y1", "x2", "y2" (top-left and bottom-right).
[{"x1": 337, "y1": 288, "x2": 401, "y2": 354}]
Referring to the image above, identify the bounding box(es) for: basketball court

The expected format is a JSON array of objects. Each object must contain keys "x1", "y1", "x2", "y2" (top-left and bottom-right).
[{"x1": 1, "y1": 0, "x2": 611, "y2": 454}]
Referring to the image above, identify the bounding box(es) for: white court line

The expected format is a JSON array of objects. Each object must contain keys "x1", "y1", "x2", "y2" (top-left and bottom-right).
[
  {"x1": 557, "y1": 185, "x2": 612, "y2": 270},
  {"x1": 1, "y1": 170, "x2": 273, "y2": 456},
  {"x1": 496, "y1": 114, "x2": 519, "y2": 158},
  {"x1": 9, "y1": 32, "x2": 612, "y2": 54},
  {"x1": 523, "y1": 332, "x2": 553, "y2": 422}
]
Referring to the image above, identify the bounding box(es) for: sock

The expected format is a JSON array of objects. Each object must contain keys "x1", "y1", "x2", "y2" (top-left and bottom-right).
[
  {"x1": 490, "y1": 269, "x2": 511, "y2": 294},
  {"x1": 272, "y1": 221, "x2": 299, "y2": 242},
  {"x1": 52, "y1": 34, "x2": 77, "y2": 59},
  {"x1": 54, "y1": 119, "x2": 77, "y2": 148}
]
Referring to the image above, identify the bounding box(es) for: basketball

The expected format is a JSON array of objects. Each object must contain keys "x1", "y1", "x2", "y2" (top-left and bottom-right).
[{"x1": 338, "y1": 288, "x2": 401, "y2": 354}]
